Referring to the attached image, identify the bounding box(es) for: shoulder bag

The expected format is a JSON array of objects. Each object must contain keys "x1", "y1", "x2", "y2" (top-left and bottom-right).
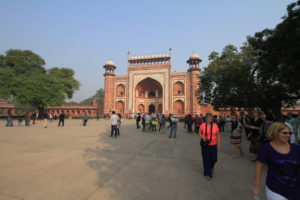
[{"x1": 200, "y1": 122, "x2": 213, "y2": 148}]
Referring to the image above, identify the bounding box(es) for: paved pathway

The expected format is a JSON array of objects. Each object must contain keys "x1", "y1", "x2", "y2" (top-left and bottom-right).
[{"x1": 0, "y1": 119, "x2": 266, "y2": 200}]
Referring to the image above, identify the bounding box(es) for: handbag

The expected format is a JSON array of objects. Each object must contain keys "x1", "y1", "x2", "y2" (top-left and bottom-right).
[{"x1": 200, "y1": 122, "x2": 213, "y2": 148}]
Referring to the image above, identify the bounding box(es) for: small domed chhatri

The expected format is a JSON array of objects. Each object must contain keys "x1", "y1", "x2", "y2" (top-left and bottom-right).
[
  {"x1": 105, "y1": 60, "x2": 115, "y2": 66},
  {"x1": 190, "y1": 52, "x2": 200, "y2": 59}
]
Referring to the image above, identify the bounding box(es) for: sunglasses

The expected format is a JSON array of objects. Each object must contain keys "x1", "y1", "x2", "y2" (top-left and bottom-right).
[{"x1": 280, "y1": 131, "x2": 292, "y2": 135}]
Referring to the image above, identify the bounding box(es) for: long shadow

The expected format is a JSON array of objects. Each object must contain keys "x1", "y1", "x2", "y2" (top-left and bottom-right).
[{"x1": 82, "y1": 121, "x2": 261, "y2": 200}]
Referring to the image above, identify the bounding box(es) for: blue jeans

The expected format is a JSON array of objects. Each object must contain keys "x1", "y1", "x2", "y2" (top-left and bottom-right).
[
  {"x1": 201, "y1": 144, "x2": 218, "y2": 177},
  {"x1": 169, "y1": 125, "x2": 177, "y2": 138}
]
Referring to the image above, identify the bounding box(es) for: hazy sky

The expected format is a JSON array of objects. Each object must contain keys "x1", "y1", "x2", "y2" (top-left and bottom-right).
[{"x1": 0, "y1": 0, "x2": 294, "y2": 102}]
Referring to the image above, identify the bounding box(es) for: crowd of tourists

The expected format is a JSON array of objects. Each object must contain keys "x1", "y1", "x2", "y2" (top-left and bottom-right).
[
  {"x1": 133, "y1": 113, "x2": 180, "y2": 138},
  {"x1": 4, "y1": 111, "x2": 92, "y2": 128},
  {"x1": 129, "y1": 111, "x2": 300, "y2": 199},
  {"x1": 4, "y1": 109, "x2": 300, "y2": 199}
]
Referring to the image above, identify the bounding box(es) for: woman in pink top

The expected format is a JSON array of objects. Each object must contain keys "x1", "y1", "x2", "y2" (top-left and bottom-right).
[{"x1": 199, "y1": 113, "x2": 221, "y2": 180}]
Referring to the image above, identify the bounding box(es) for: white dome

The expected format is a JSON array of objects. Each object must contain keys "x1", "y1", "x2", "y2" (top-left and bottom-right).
[
  {"x1": 190, "y1": 53, "x2": 200, "y2": 59},
  {"x1": 105, "y1": 60, "x2": 114, "y2": 66}
]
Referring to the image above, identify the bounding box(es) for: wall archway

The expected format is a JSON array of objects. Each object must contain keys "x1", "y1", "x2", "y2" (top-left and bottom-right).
[
  {"x1": 173, "y1": 81, "x2": 184, "y2": 96},
  {"x1": 173, "y1": 100, "x2": 184, "y2": 114},
  {"x1": 115, "y1": 101, "x2": 125, "y2": 114},
  {"x1": 149, "y1": 104, "x2": 155, "y2": 114},
  {"x1": 137, "y1": 104, "x2": 145, "y2": 113},
  {"x1": 116, "y1": 84, "x2": 125, "y2": 97}
]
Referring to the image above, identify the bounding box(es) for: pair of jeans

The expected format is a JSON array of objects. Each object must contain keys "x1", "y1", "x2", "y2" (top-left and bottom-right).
[
  {"x1": 201, "y1": 144, "x2": 217, "y2": 177},
  {"x1": 111, "y1": 125, "x2": 118, "y2": 136},
  {"x1": 169, "y1": 125, "x2": 177, "y2": 138}
]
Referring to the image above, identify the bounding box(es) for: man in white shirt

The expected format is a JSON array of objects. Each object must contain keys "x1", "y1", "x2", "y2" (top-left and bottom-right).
[{"x1": 110, "y1": 111, "x2": 119, "y2": 137}]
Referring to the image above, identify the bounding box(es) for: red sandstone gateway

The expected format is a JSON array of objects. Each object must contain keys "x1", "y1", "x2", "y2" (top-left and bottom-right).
[{"x1": 103, "y1": 49, "x2": 203, "y2": 117}]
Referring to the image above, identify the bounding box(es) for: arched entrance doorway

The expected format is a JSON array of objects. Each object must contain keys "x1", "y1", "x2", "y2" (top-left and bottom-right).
[
  {"x1": 149, "y1": 104, "x2": 155, "y2": 114},
  {"x1": 115, "y1": 101, "x2": 125, "y2": 114},
  {"x1": 173, "y1": 100, "x2": 184, "y2": 114},
  {"x1": 135, "y1": 77, "x2": 163, "y2": 114},
  {"x1": 138, "y1": 104, "x2": 145, "y2": 113}
]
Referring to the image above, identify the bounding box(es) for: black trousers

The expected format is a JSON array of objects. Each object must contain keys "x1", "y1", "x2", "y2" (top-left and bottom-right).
[
  {"x1": 187, "y1": 124, "x2": 193, "y2": 133},
  {"x1": 83, "y1": 119, "x2": 88, "y2": 126},
  {"x1": 136, "y1": 121, "x2": 140, "y2": 129},
  {"x1": 58, "y1": 119, "x2": 64, "y2": 127},
  {"x1": 195, "y1": 125, "x2": 199, "y2": 134},
  {"x1": 111, "y1": 125, "x2": 118, "y2": 136},
  {"x1": 201, "y1": 144, "x2": 218, "y2": 178},
  {"x1": 159, "y1": 123, "x2": 165, "y2": 131},
  {"x1": 219, "y1": 124, "x2": 225, "y2": 132}
]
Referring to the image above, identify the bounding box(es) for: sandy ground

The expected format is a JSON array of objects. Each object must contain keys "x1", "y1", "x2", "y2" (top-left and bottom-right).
[{"x1": 0, "y1": 119, "x2": 266, "y2": 200}]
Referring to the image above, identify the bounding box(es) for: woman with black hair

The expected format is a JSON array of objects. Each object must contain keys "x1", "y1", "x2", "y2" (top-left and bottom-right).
[{"x1": 199, "y1": 113, "x2": 221, "y2": 180}]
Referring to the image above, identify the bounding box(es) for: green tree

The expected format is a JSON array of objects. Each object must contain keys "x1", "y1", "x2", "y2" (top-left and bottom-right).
[
  {"x1": 200, "y1": 1, "x2": 300, "y2": 118},
  {"x1": 79, "y1": 89, "x2": 104, "y2": 105},
  {"x1": 200, "y1": 44, "x2": 257, "y2": 112},
  {"x1": 247, "y1": 0, "x2": 300, "y2": 107},
  {"x1": 0, "y1": 49, "x2": 80, "y2": 112}
]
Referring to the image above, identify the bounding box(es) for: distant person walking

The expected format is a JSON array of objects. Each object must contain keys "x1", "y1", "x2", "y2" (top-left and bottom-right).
[
  {"x1": 31, "y1": 112, "x2": 37, "y2": 124},
  {"x1": 82, "y1": 112, "x2": 88, "y2": 126},
  {"x1": 199, "y1": 113, "x2": 221, "y2": 180},
  {"x1": 252, "y1": 122, "x2": 300, "y2": 200},
  {"x1": 110, "y1": 111, "x2": 119, "y2": 137},
  {"x1": 144, "y1": 113, "x2": 151, "y2": 132},
  {"x1": 289, "y1": 114, "x2": 299, "y2": 144},
  {"x1": 159, "y1": 114, "x2": 166, "y2": 132},
  {"x1": 58, "y1": 112, "x2": 65, "y2": 127},
  {"x1": 194, "y1": 114, "x2": 202, "y2": 134},
  {"x1": 116, "y1": 113, "x2": 122, "y2": 136},
  {"x1": 246, "y1": 112, "x2": 264, "y2": 161},
  {"x1": 142, "y1": 114, "x2": 146, "y2": 131},
  {"x1": 169, "y1": 114, "x2": 179, "y2": 138},
  {"x1": 230, "y1": 115, "x2": 243, "y2": 158},
  {"x1": 186, "y1": 114, "x2": 193, "y2": 133},
  {"x1": 43, "y1": 112, "x2": 49, "y2": 128},
  {"x1": 136, "y1": 113, "x2": 141, "y2": 129},
  {"x1": 6, "y1": 115, "x2": 13, "y2": 127}
]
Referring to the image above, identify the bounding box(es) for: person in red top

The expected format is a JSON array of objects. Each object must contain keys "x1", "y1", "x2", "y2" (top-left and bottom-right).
[{"x1": 199, "y1": 113, "x2": 221, "y2": 180}]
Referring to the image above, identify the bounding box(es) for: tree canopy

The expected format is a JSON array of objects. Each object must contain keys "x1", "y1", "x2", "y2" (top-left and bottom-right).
[
  {"x1": 199, "y1": 1, "x2": 300, "y2": 118},
  {"x1": 79, "y1": 89, "x2": 104, "y2": 105},
  {"x1": 0, "y1": 49, "x2": 80, "y2": 112}
]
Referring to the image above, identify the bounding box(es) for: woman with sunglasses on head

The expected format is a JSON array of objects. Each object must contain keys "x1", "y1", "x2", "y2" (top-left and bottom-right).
[
  {"x1": 199, "y1": 113, "x2": 221, "y2": 180},
  {"x1": 251, "y1": 122, "x2": 300, "y2": 200}
]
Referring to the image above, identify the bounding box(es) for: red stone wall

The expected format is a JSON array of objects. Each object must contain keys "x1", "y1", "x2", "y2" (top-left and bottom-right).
[
  {"x1": 190, "y1": 70, "x2": 201, "y2": 115},
  {"x1": 103, "y1": 75, "x2": 115, "y2": 114}
]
